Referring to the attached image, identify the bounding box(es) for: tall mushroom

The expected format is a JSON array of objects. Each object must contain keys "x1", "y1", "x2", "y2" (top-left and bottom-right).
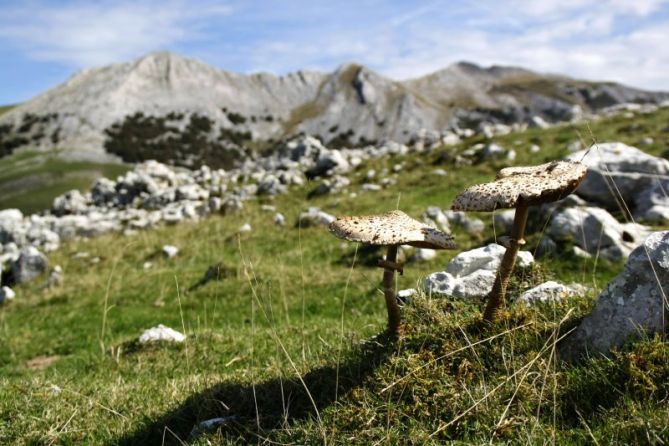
[
  {"x1": 451, "y1": 160, "x2": 588, "y2": 322},
  {"x1": 329, "y1": 210, "x2": 456, "y2": 335}
]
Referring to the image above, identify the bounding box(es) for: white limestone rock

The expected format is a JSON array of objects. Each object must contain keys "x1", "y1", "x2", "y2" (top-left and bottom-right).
[
  {"x1": 298, "y1": 207, "x2": 335, "y2": 227},
  {"x1": 162, "y1": 245, "x2": 179, "y2": 259},
  {"x1": 138, "y1": 324, "x2": 186, "y2": 344},
  {"x1": 10, "y1": 247, "x2": 48, "y2": 284},
  {"x1": 424, "y1": 244, "x2": 534, "y2": 298},
  {"x1": 516, "y1": 281, "x2": 585, "y2": 305},
  {"x1": 549, "y1": 206, "x2": 649, "y2": 261},
  {"x1": 560, "y1": 231, "x2": 669, "y2": 360},
  {"x1": 568, "y1": 142, "x2": 669, "y2": 222},
  {"x1": 0, "y1": 286, "x2": 16, "y2": 303}
]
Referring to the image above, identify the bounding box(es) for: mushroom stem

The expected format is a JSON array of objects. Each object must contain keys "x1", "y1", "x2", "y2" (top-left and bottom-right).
[
  {"x1": 483, "y1": 203, "x2": 529, "y2": 322},
  {"x1": 382, "y1": 245, "x2": 401, "y2": 335}
]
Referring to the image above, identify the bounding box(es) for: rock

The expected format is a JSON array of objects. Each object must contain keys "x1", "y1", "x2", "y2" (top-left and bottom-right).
[
  {"x1": 424, "y1": 269, "x2": 497, "y2": 299},
  {"x1": 635, "y1": 179, "x2": 669, "y2": 223},
  {"x1": 189, "y1": 416, "x2": 235, "y2": 440},
  {"x1": 308, "y1": 175, "x2": 350, "y2": 198},
  {"x1": 493, "y1": 209, "x2": 516, "y2": 234},
  {"x1": 0, "y1": 286, "x2": 15, "y2": 303},
  {"x1": 138, "y1": 324, "x2": 186, "y2": 344},
  {"x1": 443, "y1": 210, "x2": 485, "y2": 236},
  {"x1": 560, "y1": 231, "x2": 669, "y2": 360},
  {"x1": 516, "y1": 281, "x2": 584, "y2": 305},
  {"x1": 238, "y1": 223, "x2": 252, "y2": 233},
  {"x1": 423, "y1": 206, "x2": 451, "y2": 233},
  {"x1": 424, "y1": 244, "x2": 534, "y2": 298},
  {"x1": 162, "y1": 245, "x2": 179, "y2": 258},
  {"x1": 639, "y1": 136, "x2": 654, "y2": 146},
  {"x1": 573, "y1": 246, "x2": 592, "y2": 258},
  {"x1": 481, "y1": 142, "x2": 506, "y2": 160},
  {"x1": 445, "y1": 243, "x2": 534, "y2": 277},
  {"x1": 306, "y1": 150, "x2": 350, "y2": 178},
  {"x1": 257, "y1": 174, "x2": 287, "y2": 195},
  {"x1": 397, "y1": 288, "x2": 417, "y2": 304},
  {"x1": 222, "y1": 195, "x2": 243, "y2": 214},
  {"x1": 298, "y1": 207, "x2": 335, "y2": 227},
  {"x1": 10, "y1": 247, "x2": 48, "y2": 284},
  {"x1": 549, "y1": 206, "x2": 649, "y2": 261},
  {"x1": 529, "y1": 144, "x2": 541, "y2": 154},
  {"x1": 535, "y1": 237, "x2": 558, "y2": 257},
  {"x1": 42, "y1": 265, "x2": 62, "y2": 289},
  {"x1": 273, "y1": 213, "x2": 285, "y2": 226},
  {"x1": 566, "y1": 140, "x2": 583, "y2": 152},
  {"x1": 413, "y1": 248, "x2": 437, "y2": 261},
  {"x1": 530, "y1": 115, "x2": 550, "y2": 129},
  {"x1": 52, "y1": 189, "x2": 88, "y2": 216},
  {"x1": 360, "y1": 183, "x2": 382, "y2": 192},
  {"x1": 568, "y1": 142, "x2": 669, "y2": 221}
]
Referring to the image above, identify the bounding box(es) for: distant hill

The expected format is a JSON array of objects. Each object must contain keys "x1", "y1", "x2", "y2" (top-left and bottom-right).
[{"x1": 0, "y1": 51, "x2": 666, "y2": 168}]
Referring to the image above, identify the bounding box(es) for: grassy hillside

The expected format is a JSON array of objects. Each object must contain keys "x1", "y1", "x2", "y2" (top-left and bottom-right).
[
  {"x1": 0, "y1": 150, "x2": 128, "y2": 214},
  {"x1": 0, "y1": 104, "x2": 15, "y2": 116},
  {"x1": 1, "y1": 107, "x2": 668, "y2": 444}
]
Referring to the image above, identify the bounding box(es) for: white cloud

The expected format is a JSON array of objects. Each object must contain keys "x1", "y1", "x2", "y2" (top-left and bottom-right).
[
  {"x1": 1, "y1": 0, "x2": 668, "y2": 91},
  {"x1": 0, "y1": 0, "x2": 232, "y2": 66}
]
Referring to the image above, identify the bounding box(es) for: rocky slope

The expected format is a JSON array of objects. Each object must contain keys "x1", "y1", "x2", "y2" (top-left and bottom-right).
[{"x1": 1, "y1": 52, "x2": 667, "y2": 167}]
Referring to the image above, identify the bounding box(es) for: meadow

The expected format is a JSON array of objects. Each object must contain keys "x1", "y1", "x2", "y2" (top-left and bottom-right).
[{"x1": 1, "y1": 107, "x2": 668, "y2": 444}]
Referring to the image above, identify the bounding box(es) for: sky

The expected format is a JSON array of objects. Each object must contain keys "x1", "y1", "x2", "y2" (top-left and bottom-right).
[{"x1": 1, "y1": 0, "x2": 669, "y2": 104}]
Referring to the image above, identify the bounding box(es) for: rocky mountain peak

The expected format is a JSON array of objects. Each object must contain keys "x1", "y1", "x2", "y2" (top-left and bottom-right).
[{"x1": 1, "y1": 52, "x2": 667, "y2": 165}]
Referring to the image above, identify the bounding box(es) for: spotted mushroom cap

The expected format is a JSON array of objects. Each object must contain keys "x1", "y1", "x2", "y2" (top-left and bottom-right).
[
  {"x1": 451, "y1": 160, "x2": 588, "y2": 212},
  {"x1": 328, "y1": 210, "x2": 456, "y2": 249}
]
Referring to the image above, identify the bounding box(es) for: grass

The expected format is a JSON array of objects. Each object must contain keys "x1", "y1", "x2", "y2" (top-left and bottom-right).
[
  {"x1": 1, "y1": 107, "x2": 668, "y2": 444},
  {"x1": 0, "y1": 104, "x2": 16, "y2": 116},
  {"x1": 0, "y1": 150, "x2": 129, "y2": 214}
]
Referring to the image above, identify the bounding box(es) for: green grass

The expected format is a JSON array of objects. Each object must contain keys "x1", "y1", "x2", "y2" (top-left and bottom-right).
[
  {"x1": 1, "y1": 107, "x2": 669, "y2": 444},
  {"x1": 0, "y1": 150, "x2": 129, "y2": 214},
  {"x1": 0, "y1": 104, "x2": 16, "y2": 116}
]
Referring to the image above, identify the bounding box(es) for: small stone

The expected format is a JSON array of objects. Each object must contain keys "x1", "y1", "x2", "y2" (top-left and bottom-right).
[
  {"x1": 162, "y1": 245, "x2": 179, "y2": 259},
  {"x1": 516, "y1": 281, "x2": 583, "y2": 305},
  {"x1": 0, "y1": 286, "x2": 16, "y2": 303},
  {"x1": 238, "y1": 223, "x2": 252, "y2": 233},
  {"x1": 138, "y1": 324, "x2": 186, "y2": 344},
  {"x1": 273, "y1": 213, "x2": 285, "y2": 226}
]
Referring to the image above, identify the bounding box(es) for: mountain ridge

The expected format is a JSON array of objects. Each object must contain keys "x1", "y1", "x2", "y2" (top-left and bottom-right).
[{"x1": 1, "y1": 51, "x2": 667, "y2": 166}]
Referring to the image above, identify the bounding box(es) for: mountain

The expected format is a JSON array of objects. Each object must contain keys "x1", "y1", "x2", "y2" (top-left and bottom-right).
[{"x1": 0, "y1": 51, "x2": 666, "y2": 167}]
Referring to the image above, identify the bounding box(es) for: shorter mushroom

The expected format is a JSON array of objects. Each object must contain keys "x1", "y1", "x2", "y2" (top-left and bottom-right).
[
  {"x1": 329, "y1": 210, "x2": 456, "y2": 335},
  {"x1": 451, "y1": 160, "x2": 588, "y2": 322}
]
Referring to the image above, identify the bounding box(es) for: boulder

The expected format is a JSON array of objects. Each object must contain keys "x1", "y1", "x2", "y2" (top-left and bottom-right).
[
  {"x1": 423, "y1": 244, "x2": 534, "y2": 298},
  {"x1": 560, "y1": 231, "x2": 669, "y2": 360},
  {"x1": 424, "y1": 269, "x2": 497, "y2": 299},
  {"x1": 568, "y1": 142, "x2": 669, "y2": 222},
  {"x1": 10, "y1": 247, "x2": 48, "y2": 284},
  {"x1": 549, "y1": 206, "x2": 649, "y2": 261},
  {"x1": 445, "y1": 243, "x2": 534, "y2": 277}
]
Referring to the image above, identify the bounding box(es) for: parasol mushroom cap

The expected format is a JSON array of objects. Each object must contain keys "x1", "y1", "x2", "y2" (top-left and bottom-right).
[
  {"x1": 329, "y1": 210, "x2": 456, "y2": 249},
  {"x1": 451, "y1": 160, "x2": 588, "y2": 212}
]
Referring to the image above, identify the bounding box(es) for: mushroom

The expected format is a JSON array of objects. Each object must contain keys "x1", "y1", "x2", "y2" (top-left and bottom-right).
[
  {"x1": 329, "y1": 210, "x2": 456, "y2": 335},
  {"x1": 451, "y1": 160, "x2": 588, "y2": 322}
]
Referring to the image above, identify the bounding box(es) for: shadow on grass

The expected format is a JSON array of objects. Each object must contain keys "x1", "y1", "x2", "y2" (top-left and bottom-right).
[{"x1": 113, "y1": 333, "x2": 396, "y2": 445}]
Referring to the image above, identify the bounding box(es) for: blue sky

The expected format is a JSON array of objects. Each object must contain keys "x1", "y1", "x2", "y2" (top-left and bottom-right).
[{"x1": 1, "y1": 0, "x2": 669, "y2": 104}]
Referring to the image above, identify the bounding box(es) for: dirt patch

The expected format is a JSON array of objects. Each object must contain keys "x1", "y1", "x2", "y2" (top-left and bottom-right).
[{"x1": 24, "y1": 355, "x2": 60, "y2": 370}]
